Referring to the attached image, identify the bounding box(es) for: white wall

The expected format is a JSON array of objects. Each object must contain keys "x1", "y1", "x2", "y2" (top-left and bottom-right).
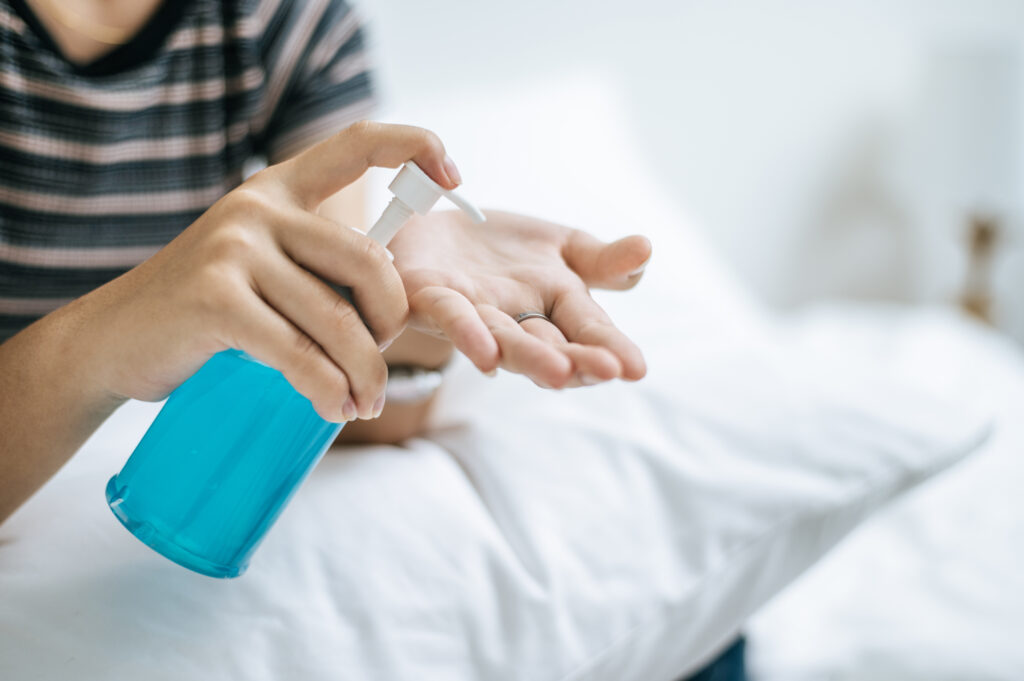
[{"x1": 360, "y1": 0, "x2": 1024, "y2": 338}]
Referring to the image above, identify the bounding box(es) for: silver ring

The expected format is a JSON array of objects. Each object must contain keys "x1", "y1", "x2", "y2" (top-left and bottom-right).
[{"x1": 514, "y1": 311, "x2": 550, "y2": 324}]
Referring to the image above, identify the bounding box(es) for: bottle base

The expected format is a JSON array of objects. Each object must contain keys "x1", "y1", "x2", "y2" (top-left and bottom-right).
[{"x1": 105, "y1": 477, "x2": 247, "y2": 579}]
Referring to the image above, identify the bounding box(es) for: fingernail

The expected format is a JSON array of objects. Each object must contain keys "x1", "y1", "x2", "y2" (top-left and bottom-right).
[
  {"x1": 627, "y1": 254, "x2": 652, "y2": 278},
  {"x1": 379, "y1": 338, "x2": 394, "y2": 352},
  {"x1": 443, "y1": 154, "x2": 462, "y2": 186},
  {"x1": 342, "y1": 397, "x2": 358, "y2": 421},
  {"x1": 580, "y1": 372, "x2": 602, "y2": 386},
  {"x1": 627, "y1": 264, "x2": 647, "y2": 278},
  {"x1": 484, "y1": 368, "x2": 497, "y2": 377},
  {"x1": 372, "y1": 394, "x2": 385, "y2": 418}
]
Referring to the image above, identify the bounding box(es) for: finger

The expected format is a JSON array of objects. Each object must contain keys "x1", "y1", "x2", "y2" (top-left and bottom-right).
[
  {"x1": 518, "y1": 316, "x2": 568, "y2": 345},
  {"x1": 280, "y1": 121, "x2": 458, "y2": 208},
  {"x1": 562, "y1": 231, "x2": 652, "y2": 290},
  {"x1": 223, "y1": 290, "x2": 355, "y2": 423},
  {"x1": 560, "y1": 344, "x2": 622, "y2": 386},
  {"x1": 253, "y1": 254, "x2": 388, "y2": 420},
  {"x1": 409, "y1": 286, "x2": 499, "y2": 372},
  {"x1": 477, "y1": 305, "x2": 573, "y2": 388},
  {"x1": 516, "y1": 318, "x2": 622, "y2": 386},
  {"x1": 550, "y1": 289, "x2": 647, "y2": 380},
  {"x1": 274, "y1": 209, "x2": 408, "y2": 346}
]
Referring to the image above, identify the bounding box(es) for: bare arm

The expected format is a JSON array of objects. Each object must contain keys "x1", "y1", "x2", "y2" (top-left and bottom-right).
[
  {"x1": 2, "y1": 122, "x2": 652, "y2": 521},
  {"x1": 0, "y1": 122, "x2": 458, "y2": 524},
  {"x1": 0, "y1": 299, "x2": 126, "y2": 522}
]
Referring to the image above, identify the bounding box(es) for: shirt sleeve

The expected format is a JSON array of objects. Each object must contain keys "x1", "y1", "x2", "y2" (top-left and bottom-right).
[{"x1": 258, "y1": 0, "x2": 378, "y2": 163}]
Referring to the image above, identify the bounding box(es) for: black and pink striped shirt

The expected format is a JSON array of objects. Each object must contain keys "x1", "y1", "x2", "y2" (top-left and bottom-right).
[{"x1": 0, "y1": 0, "x2": 376, "y2": 340}]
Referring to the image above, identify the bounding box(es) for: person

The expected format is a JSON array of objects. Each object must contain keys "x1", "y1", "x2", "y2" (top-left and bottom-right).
[{"x1": 0, "y1": 1, "x2": 743, "y2": 678}]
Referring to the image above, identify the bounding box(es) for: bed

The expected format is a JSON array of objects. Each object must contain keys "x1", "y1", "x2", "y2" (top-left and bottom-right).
[
  {"x1": 1, "y1": 75, "x2": 1021, "y2": 680},
  {"x1": 747, "y1": 304, "x2": 1024, "y2": 681}
]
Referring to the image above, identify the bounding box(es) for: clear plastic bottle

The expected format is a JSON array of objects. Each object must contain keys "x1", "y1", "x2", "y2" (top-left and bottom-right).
[{"x1": 106, "y1": 162, "x2": 484, "y2": 578}]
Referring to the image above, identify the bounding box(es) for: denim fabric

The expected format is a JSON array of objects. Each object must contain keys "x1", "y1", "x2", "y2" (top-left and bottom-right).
[{"x1": 681, "y1": 637, "x2": 746, "y2": 681}]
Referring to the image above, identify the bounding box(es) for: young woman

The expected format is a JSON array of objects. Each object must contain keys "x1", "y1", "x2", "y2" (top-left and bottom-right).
[
  {"x1": 0, "y1": 0, "x2": 651, "y2": 521},
  {"x1": 0, "y1": 1, "x2": 742, "y2": 677}
]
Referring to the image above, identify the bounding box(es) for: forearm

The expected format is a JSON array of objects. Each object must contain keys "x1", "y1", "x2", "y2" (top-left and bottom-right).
[
  {"x1": 333, "y1": 327, "x2": 453, "y2": 445},
  {"x1": 0, "y1": 300, "x2": 126, "y2": 523}
]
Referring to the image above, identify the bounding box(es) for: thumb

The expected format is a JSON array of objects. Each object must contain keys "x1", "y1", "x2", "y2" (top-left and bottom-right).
[
  {"x1": 563, "y1": 232, "x2": 652, "y2": 290},
  {"x1": 279, "y1": 121, "x2": 459, "y2": 208}
]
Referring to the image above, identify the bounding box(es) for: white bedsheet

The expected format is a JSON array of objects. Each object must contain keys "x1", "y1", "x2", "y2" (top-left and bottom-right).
[{"x1": 749, "y1": 305, "x2": 1024, "y2": 681}]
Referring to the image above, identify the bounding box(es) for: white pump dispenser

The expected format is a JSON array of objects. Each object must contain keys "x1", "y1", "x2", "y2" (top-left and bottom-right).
[{"x1": 366, "y1": 161, "x2": 486, "y2": 247}]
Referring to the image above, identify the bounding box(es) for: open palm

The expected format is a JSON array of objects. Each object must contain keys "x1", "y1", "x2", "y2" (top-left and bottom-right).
[{"x1": 389, "y1": 210, "x2": 651, "y2": 388}]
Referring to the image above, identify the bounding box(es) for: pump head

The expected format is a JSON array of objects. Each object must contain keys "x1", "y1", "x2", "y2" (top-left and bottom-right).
[{"x1": 366, "y1": 161, "x2": 486, "y2": 247}]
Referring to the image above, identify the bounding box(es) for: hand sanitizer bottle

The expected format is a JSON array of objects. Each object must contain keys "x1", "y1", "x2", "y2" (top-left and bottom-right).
[{"x1": 106, "y1": 162, "x2": 484, "y2": 578}]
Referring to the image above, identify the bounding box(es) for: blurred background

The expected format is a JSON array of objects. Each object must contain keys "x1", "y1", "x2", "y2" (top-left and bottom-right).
[{"x1": 359, "y1": 0, "x2": 1023, "y2": 341}]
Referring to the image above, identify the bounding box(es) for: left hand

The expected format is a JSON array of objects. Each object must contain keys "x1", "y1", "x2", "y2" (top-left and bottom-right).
[{"x1": 388, "y1": 210, "x2": 651, "y2": 388}]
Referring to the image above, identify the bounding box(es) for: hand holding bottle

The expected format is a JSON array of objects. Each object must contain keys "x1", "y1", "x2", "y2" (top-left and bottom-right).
[{"x1": 80, "y1": 122, "x2": 459, "y2": 423}]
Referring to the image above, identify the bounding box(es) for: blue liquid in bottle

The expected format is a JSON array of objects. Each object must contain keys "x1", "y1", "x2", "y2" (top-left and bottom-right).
[
  {"x1": 104, "y1": 159, "x2": 486, "y2": 578},
  {"x1": 106, "y1": 349, "x2": 344, "y2": 578}
]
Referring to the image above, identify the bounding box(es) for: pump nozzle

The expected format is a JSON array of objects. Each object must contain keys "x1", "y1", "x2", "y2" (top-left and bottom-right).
[{"x1": 366, "y1": 161, "x2": 485, "y2": 247}]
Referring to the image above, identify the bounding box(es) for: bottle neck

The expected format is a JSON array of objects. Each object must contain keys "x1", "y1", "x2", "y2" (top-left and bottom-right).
[{"x1": 367, "y1": 197, "x2": 415, "y2": 247}]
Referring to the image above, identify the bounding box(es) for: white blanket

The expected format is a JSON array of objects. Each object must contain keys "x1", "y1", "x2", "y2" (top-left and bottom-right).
[{"x1": 0, "y1": 310, "x2": 992, "y2": 681}]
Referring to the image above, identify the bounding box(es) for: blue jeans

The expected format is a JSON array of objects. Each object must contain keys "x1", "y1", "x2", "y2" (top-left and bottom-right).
[{"x1": 681, "y1": 637, "x2": 746, "y2": 681}]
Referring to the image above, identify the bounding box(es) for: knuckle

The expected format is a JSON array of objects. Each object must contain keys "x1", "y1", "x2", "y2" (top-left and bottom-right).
[
  {"x1": 244, "y1": 165, "x2": 299, "y2": 205},
  {"x1": 329, "y1": 296, "x2": 361, "y2": 331},
  {"x1": 227, "y1": 184, "x2": 274, "y2": 215},
  {"x1": 193, "y1": 264, "x2": 245, "y2": 322},
  {"x1": 290, "y1": 331, "x2": 322, "y2": 367},
  {"x1": 577, "y1": 318, "x2": 611, "y2": 341},
  {"x1": 241, "y1": 165, "x2": 275, "y2": 189},
  {"x1": 206, "y1": 223, "x2": 262, "y2": 265},
  {"x1": 345, "y1": 119, "x2": 377, "y2": 142},
  {"x1": 349, "y1": 119, "x2": 375, "y2": 134},
  {"x1": 354, "y1": 233, "x2": 389, "y2": 268},
  {"x1": 418, "y1": 128, "x2": 445, "y2": 157}
]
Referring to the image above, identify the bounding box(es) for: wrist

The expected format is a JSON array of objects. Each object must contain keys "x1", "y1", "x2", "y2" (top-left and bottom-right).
[
  {"x1": 0, "y1": 295, "x2": 126, "y2": 523},
  {"x1": 382, "y1": 328, "x2": 453, "y2": 405},
  {"x1": 46, "y1": 294, "x2": 129, "y2": 409}
]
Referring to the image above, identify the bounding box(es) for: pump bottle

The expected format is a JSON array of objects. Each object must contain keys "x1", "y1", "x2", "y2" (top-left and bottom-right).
[{"x1": 106, "y1": 162, "x2": 484, "y2": 578}]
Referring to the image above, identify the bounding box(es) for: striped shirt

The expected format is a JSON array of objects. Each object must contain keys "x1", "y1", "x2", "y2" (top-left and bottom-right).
[{"x1": 0, "y1": 0, "x2": 376, "y2": 341}]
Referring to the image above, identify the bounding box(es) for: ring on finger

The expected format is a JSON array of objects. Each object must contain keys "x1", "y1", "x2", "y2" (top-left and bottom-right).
[{"x1": 513, "y1": 311, "x2": 551, "y2": 324}]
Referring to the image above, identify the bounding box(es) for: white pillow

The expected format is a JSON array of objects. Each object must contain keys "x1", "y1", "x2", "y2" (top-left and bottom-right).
[{"x1": 0, "y1": 323, "x2": 990, "y2": 680}]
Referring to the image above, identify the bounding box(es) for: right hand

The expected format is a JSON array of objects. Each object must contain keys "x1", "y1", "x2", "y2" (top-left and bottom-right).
[{"x1": 74, "y1": 122, "x2": 459, "y2": 423}]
